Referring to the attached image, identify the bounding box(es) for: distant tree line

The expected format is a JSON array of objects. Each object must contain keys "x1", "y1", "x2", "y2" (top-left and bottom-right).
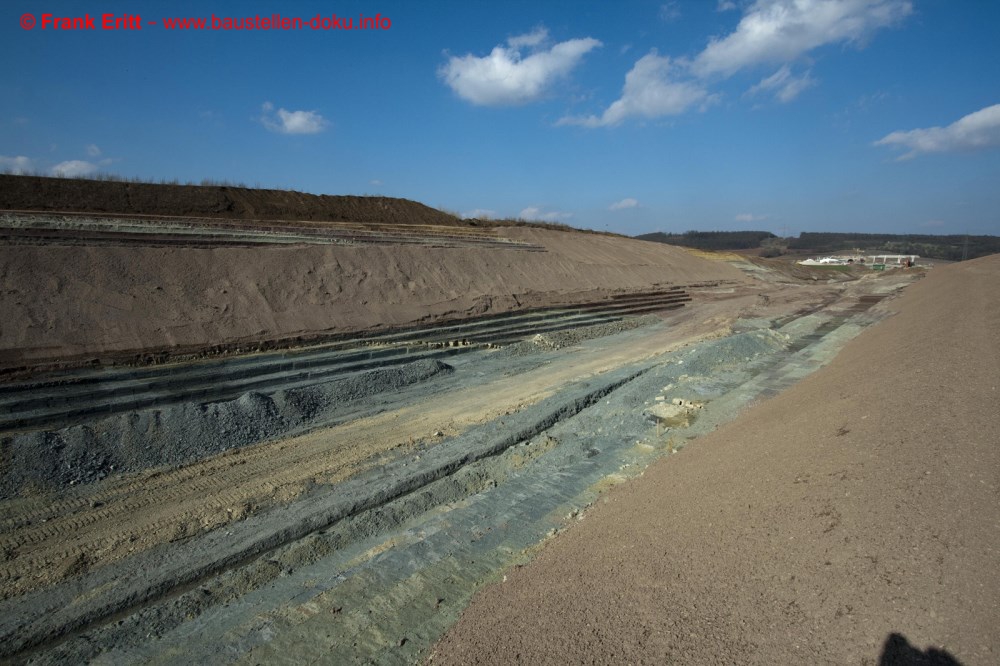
[
  {"x1": 635, "y1": 230, "x2": 777, "y2": 251},
  {"x1": 788, "y1": 232, "x2": 1000, "y2": 261}
]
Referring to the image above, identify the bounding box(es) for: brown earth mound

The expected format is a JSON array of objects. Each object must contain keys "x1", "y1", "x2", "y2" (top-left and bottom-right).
[
  {"x1": 0, "y1": 226, "x2": 748, "y2": 372},
  {"x1": 2, "y1": 176, "x2": 751, "y2": 374},
  {"x1": 431, "y1": 254, "x2": 1000, "y2": 664},
  {"x1": 0, "y1": 175, "x2": 463, "y2": 226}
]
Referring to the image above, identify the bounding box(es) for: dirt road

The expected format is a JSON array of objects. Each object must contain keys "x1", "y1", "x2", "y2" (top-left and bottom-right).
[{"x1": 430, "y1": 256, "x2": 1000, "y2": 664}]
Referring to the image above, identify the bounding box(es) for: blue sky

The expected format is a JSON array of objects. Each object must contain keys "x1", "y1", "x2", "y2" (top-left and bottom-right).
[{"x1": 3, "y1": 0, "x2": 999, "y2": 236}]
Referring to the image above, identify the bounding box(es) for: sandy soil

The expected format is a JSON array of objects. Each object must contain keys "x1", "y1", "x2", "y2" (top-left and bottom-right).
[
  {"x1": 430, "y1": 255, "x2": 1000, "y2": 664},
  {"x1": 0, "y1": 227, "x2": 746, "y2": 370}
]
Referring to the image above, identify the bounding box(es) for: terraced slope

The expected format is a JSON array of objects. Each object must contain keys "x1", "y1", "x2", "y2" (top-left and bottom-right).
[{"x1": 0, "y1": 224, "x2": 747, "y2": 373}]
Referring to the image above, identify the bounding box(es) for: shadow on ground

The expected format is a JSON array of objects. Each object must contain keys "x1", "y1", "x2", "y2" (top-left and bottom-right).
[{"x1": 879, "y1": 632, "x2": 963, "y2": 666}]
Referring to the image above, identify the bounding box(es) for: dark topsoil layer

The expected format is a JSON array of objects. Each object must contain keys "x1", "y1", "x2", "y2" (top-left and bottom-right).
[{"x1": 0, "y1": 175, "x2": 465, "y2": 227}]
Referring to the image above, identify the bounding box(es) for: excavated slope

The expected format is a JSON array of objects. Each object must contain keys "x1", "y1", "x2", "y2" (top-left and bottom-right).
[{"x1": 0, "y1": 226, "x2": 747, "y2": 369}]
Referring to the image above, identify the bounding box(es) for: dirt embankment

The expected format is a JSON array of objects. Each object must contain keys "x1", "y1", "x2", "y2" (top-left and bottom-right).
[
  {"x1": 0, "y1": 175, "x2": 463, "y2": 226},
  {"x1": 0, "y1": 227, "x2": 747, "y2": 371},
  {"x1": 431, "y1": 254, "x2": 1000, "y2": 665}
]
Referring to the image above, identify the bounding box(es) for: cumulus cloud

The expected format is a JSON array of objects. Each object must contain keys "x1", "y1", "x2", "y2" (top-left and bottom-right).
[
  {"x1": 559, "y1": 52, "x2": 714, "y2": 127},
  {"x1": 463, "y1": 208, "x2": 497, "y2": 219},
  {"x1": 609, "y1": 198, "x2": 639, "y2": 210},
  {"x1": 0, "y1": 155, "x2": 34, "y2": 174},
  {"x1": 260, "y1": 101, "x2": 328, "y2": 134},
  {"x1": 565, "y1": 1, "x2": 909, "y2": 128},
  {"x1": 746, "y1": 65, "x2": 816, "y2": 102},
  {"x1": 693, "y1": 0, "x2": 912, "y2": 78},
  {"x1": 874, "y1": 103, "x2": 1000, "y2": 160},
  {"x1": 51, "y1": 160, "x2": 100, "y2": 177},
  {"x1": 439, "y1": 28, "x2": 602, "y2": 106},
  {"x1": 735, "y1": 212, "x2": 770, "y2": 222},
  {"x1": 519, "y1": 206, "x2": 573, "y2": 222}
]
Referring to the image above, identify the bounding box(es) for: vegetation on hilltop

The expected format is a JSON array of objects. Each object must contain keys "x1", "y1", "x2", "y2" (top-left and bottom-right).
[
  {"x1": 635, "y1": 228, "x2": 999, "y2": 261},
  {"x1": 635, "y1": 230, "x2": 778, "y2": 251},
  {"x1": 788, "y1": 232, "x2": 1000, "y2": 261},
  {"x1": 0, "y1": 174, "x2": 465, "y2": 227},
  {"x1": 0, "y1": 174, "x2": 621, "y2": 235}
]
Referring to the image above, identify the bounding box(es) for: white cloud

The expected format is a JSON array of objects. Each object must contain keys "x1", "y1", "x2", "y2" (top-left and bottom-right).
[
  {"x1": 746, "y1": 65, "x2": 816, "y2": 102},
  {"x1": 609, "y1": 198, "x2": 640, "y2": 210},
  {"x1": 463, "y1": 208, "x2": 497, "y2": 219},
  {"x1": 507, "y1": 26, "x2": 548, "y2": 49},
  {"x1": 51, "y1": 160, "x2": 100, "y2": 177},
  {"x1": 86, "y1": 144, "x2": 101, "y2": 157},
  {"x1": 439, "y1": 28, "x2": 602, "y2": 106},
  {"x1": 735, "y1": 212, "x2": 770, "y2": 222},
  {"x1": 260, "y1": 102, "x2": 328, "y2": 134},
  {"x1": 519, "y1": 206, "x2": 573, "y2": 222},
  {"x1": 0, "y1": 155, "x2": 34, "y2": 174},
  {"x1": 559, "y1": 52, "x2": 714, "y2": 127},
  {"x1": 369, "y1": 179, "x2": 383, "y2": 186},
  {"x1": 565, "y1": 0, "x2": 909, "y2": 129},
  {"x1": 874, "y1": 104, "x2": 1000, "y2": 160},
  {"x1": 693, "y1": 0, "x2": 912, "y2": 78}
]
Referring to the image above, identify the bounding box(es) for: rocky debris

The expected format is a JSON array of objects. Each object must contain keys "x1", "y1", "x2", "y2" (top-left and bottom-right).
[
  {"x1": 502, "y1": 315, "x2": 661, "y2": 357},
  {"x1": 646, "y1": 400, "x2": 703, "y2": 428},
  {"x1": 0, "y1": 359, "x2": 453, "y2": 499},
  {"x1": 675, "y1": 328, "x2": 788, "y2": 373}
]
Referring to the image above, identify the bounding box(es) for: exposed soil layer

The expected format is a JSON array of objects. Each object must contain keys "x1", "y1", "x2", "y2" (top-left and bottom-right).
[
  {"x1": 0, "y1": 212, "x2": 545, "y2": 251},
  {"x1": 0, "y1": 223, "x2": 746, "y2": 373},
  {"x1": 0, "y1": 175, "x2": 463, "y2": 226},
  {"x1": 0, "y1": 263, "x2": 917, "y2": 663},
  {"x1": 3, "y1": 180, "x2": 972, "y2": 664},
  {"x1": 431, "y1": 255, "x2": 1000, "y2": 665},
  {"x1": 0, "y1": 359, "x2": 454, "y2": 499}
]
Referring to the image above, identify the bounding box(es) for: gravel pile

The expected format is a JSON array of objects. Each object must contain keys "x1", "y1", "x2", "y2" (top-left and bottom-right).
[
  {"x1": 677, "y1": 329, "x2": 789, "y2": 375},
  {"x1": 502, "y1": 315, "x2": 661, "y2": 357},
  {"x1": 0, "y1": 359, "x2": 452, "y2": 499}
]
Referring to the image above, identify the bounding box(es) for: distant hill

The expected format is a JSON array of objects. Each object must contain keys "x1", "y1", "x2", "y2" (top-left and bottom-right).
[
  {"x1": 788, "y1": 232, "x2": 1000, "y2": 261},
  {"x1": 636, "y1": 230, "x2": 777, "y2": 251},
  {"x1": 0, "y1": 175, "x2": 464, "y2": 227}
]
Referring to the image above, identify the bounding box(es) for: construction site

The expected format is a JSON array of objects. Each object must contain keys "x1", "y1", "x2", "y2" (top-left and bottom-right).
[{"x1": 0, "y1": 177, "x2": 997, "y2": 664}]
